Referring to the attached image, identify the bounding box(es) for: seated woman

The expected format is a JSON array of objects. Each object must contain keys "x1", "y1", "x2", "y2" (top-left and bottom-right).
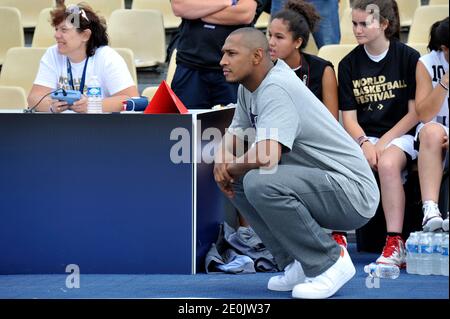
[
  {"x1": 27, "y1": 3, "x2": 138, "y2": 113},
  {"x1": 268, "y1": 0, "x2": 339, "y2": 120},
  {"x1": 338, "y1": 0, "x2": 420, "y2": 268},
  {"x1": 415, "y1": 17, "x2": 449, "y2": 232}
]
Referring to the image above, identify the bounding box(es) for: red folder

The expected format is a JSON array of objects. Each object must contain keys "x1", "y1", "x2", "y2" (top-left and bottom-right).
[{"x1": 144, "y1": 80, "x2": 189, "y2": 114}]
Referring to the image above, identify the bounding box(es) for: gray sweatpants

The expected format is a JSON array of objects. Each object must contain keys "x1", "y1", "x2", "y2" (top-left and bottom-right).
[{"x1": 230, "y1": 165, "x2": 370, "y2": 277}]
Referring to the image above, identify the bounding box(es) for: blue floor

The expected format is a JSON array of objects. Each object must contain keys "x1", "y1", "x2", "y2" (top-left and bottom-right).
[{"x1": 0, "y1": 245, "x2": 447, "y2": 299}]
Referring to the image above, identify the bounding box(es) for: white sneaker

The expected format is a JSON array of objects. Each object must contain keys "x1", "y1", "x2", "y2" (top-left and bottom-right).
[
  {"x1": 267, "y1": 260, "x2": 305, "y2": 291},
  {"x1": 422, "y1": 203, "x2": 443, "y2": 232},
  {"x1": 443, "y1": 215, "x2": 449, "y2": 232},
  {"x1": 292, "y1": 247, "x2": 355, "y2": 299}
]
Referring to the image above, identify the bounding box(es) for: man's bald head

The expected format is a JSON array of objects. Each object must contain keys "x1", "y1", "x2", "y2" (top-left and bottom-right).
[
  {"x1": 228, "y1": 27, "x2": 270, "y2": 56},
  {"x1": 220, "y1": 27, "x2": 274, "y2": 90}
]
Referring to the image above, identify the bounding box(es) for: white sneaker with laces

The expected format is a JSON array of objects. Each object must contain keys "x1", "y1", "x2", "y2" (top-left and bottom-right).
[
  {"x1": 267, "y1": 260, "x2": 305, "y2": 291},
  {"x1": 422, "y1": 203, "x2": 443, "y2": 232},
  {"x1": 292, "y1": 247, "x2": 355, "y2": 299},
  {"x1": 443, "y1": 215, "x2": 449, "y2": 232}
]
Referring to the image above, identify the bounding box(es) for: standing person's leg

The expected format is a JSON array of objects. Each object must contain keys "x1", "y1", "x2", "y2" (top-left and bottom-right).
[
  {"x1": 306, "y1": 0, "x2": 340, "y2": 48},
  {"x1": 171, "y1": 65, "x2": 211, "y2": 109},
  {"x1": 207, "y1": 70, "x2": 239, "y2": 108}
]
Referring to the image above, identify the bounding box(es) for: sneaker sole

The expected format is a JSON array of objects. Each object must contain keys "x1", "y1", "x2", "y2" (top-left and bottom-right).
[
  {"x1": 291, "y1": 266, "x2": 356, "y2": 299},
  {"x1": 267, "y1": 282, "x2": 298, "y2": 292},
  {"x1": 423, "y1": 217, "x2": 443, "y2": 232}
]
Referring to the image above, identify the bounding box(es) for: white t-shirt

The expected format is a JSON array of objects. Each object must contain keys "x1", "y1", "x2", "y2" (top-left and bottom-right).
[{"x1": 34, "y1": 45, "x2": 135, "y2": 98}]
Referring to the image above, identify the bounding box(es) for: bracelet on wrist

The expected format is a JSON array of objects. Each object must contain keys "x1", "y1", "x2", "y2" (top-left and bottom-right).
[
  {"x1": 439, "y1": 81, "x2": 449, "y2": 91},
  {"x1": 356, "y1": 135, "x2": 368, "y2": 146},
  {"x1": 360, "y1": 139, "x2": 370, "y2": 147}
]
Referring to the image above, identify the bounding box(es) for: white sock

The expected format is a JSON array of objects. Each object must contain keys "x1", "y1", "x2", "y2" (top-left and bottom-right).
[{"x1": 422, "y1": 200, "x2": 438, "y2": 210}]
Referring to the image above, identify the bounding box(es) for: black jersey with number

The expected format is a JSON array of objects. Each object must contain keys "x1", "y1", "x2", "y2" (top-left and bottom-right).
[
  {"x1": 338, "y1": 40, "x2": 420, "y2": 138},
  {"x1": 294, "y1": 53, "x2": 333, "y2": 102}
]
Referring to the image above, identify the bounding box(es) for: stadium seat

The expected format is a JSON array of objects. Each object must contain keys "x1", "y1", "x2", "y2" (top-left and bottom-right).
[
  {"x1": 141, "y1": 86, "x2": 158, "y2": 100},
  {"x1": 32, "y1": 8, "x2": 55, "y2": 48},
  {"x1": 77, "y1": 0, "x2": 124, "y2": 22},
  {"x1": 0, "y1": 0, "x2": 54, "y2": 28},
  {"x1": 0, "y1": 47, "x2": 47, "y2": 95},
  {"x1": 303, "y1": 36, "x2": 319, "y2": 55},
  {"x1": 109, "y1": 9, "x2": 166, "y2": 68},
  {"x1": 0, "y1": 86, "x2": 28, "y2": 109},
  {"x1": 429, "y1": 0, "x2": 449, "y2": 5},
  {"x1": 0, "y1": 7, "x2": 24, "y2": 66},
  {"x1": 255, "y1": 12, "x2": 270, "y2": 29},
  {"x1": 339, "y1": 8, "x2": 357, "y2": 45},
  {"x1": 131, "y1": 0, "x2": 181, "y2": 30},
  {"x1": 408, "y1": 43, "x2": 429, "y2": 56},
  {"x1": 141, "y1": 49, "x2": 177, "y2": 100},
  {"x1": 339, "y1": 0, "x2": 351, "y2": 19},
  {"x1": 397, "y1": 0, "x2": 421, "y2": 28},
  {"x1": 113, "y1": 48, "x2": 138, "y2": 85},
  {"x1": 408, "y1": 5, "x2": 449, "y2": 44},
  {"x1": 317, "y1": 44, "x2": 356, "y2": 79}
]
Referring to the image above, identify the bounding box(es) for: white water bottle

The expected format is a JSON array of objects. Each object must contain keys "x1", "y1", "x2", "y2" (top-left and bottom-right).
[
  {"x1": 87, "y1": 75, "x2": 102, "y2": 113},
  {"x1": 431, "y1": 233, "x2": 443, "y2": 275},
  {"x1": 418, "y1": 232, "x2": 433, "y2": 275},
  {"x1": 406, "y1": 232, "x2": 418, "y2": 274},
  {"x1": 364, "y1": 262, "x2": 400, "y2": 279},
  {"x1": 441, "y1": 234, "x2": 449, "y2": 276}
]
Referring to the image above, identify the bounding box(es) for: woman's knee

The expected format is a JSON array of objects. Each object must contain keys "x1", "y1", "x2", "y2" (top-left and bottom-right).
[
  {"x1": 419, "y1": 124, "x2": 446, "y2": 148},
  {"x1": 377, "y1": 153, "x2": 404, "y2": 177}
]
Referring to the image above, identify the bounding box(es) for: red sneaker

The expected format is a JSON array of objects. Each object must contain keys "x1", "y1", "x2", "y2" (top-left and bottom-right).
[
  {"x1": 331, "y1": 232, "x2": 348, "y2": 249},
  {"x1": 376, "y1": 235, "x2": 406, "y2": 268}
]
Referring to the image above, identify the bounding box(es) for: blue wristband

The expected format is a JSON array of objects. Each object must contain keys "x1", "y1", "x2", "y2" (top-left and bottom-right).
[{"x1": 231, "y1": 0, "x2": 238, "y2": 6}]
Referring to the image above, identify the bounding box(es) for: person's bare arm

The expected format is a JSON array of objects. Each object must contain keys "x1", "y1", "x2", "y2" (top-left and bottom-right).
[
  {"x1": 102, "y1": 86, "x2": 140, "y2": 113},
  {"x1": 415, "y1": 61, "x2": 449, "y2": 123},
  {"x1": 171, "y1": 0, "x2": 230, "y2": 20},
  {"x1": 321, "y1": 66, "x2": 339, "y2": 120},
  {"x1": 27, "y1": 84, "x2": 54, "y2": 112},
  {"x1": 202, "y1": 0, "x2": 257, "y2": 25}
]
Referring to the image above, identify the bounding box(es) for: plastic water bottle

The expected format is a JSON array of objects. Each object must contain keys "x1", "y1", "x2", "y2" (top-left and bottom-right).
[
  {"x1": 418, "y1": 232, "x2": 433, "y2": 275},
  {"x1": 405, "y1": 232, "x2": 418, "y2": 274},
  {"x1": 441, "y1": 234, "x2": 449, "y2": 276},
  {"x1": 431, "y1": 233, "x2": 443, "y2": 275},
  {"x1": 87, "y1": 75, "x2": 102, "y2": 113},
  {"x1": 364, "y1": 263, "x2": 400, "y2": 279}
]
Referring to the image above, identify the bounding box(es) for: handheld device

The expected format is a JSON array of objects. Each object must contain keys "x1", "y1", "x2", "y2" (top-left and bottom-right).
[{"x1": 51, "y1": 89, "x2": 82, "y2": 106}]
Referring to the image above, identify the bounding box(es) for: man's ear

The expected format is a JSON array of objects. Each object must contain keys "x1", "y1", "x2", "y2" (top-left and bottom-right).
[{"x1": 253, "y1": 48, "x2": 264, "y2": 65}]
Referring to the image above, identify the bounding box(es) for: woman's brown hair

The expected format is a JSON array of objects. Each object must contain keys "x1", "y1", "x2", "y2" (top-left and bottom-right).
[{"x1": 51, "y1": 2, "x2": 108, "y2": 57}]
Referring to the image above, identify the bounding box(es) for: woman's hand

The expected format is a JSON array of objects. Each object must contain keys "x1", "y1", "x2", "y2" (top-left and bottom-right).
[
  {"x1": 70, "y1": 95, "x2": 89, "y2": 113},
  {"x1": 361, "y1": 141, "x2": 378, "y2": 171},
  {"x1": 50, "y1": 99, "x2": 69, "y2": 113}
]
